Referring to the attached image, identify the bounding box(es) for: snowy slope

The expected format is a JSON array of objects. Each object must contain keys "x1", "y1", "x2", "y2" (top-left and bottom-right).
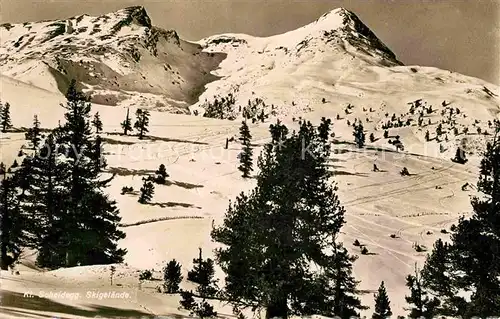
[{"x1": 1, "y1": 6, "x2": 500, "y2": 319}]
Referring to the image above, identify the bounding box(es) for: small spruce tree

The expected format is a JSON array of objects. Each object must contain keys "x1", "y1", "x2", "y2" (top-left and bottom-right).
[
  {"x1": 32, "y1": 115, "x2": 41, "y2": 148},
  {"x1": 155, "y1": 164, "x2": 169, "y2": 184},
  {"x1": 138, "y1": 179, "x2": 154, "y2": 204},
  {"x1": 354, "y1": 122, "x2": 366, "y2": 148},
  {"x1": 373, "y1": 281, "x2": 393, "y2": 319},
  {"x1": 1, "y1": 102, "x2": 12, "y2": 132},
  {"x1": 452, "y1": 147, "x2": 467, "y2": 164},
  {"x1": 134, "y1": 109, "x2": 150, "y2": 139},
  {"x1": 436, "y1": 123, "x2": 443, "y2": 136},
  {"x1": 110, "y1": 265, "x2": 116, "y2": 285},
  {"x1": 163, "y1": 259, "x2": 183, "y2": 293},
  {"x1": 92, "y1": 112, "x2": 103, "y2": 134}
]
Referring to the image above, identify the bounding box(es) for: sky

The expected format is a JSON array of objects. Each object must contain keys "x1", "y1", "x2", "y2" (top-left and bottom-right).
[{"x1": 1, "y1": 0, "x2": 499, "y2": 85}]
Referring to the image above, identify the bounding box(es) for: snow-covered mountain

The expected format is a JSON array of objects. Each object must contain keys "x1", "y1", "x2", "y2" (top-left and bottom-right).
[
  {"x1": 0, "y1": 6, "x2": 225, "y2": 111},
  {"x1": 1, "y1": 6, "x2": 500, "y2": 319},
  {"x1": 1, "y1": 5, "x2": 498, "y2": 121}
]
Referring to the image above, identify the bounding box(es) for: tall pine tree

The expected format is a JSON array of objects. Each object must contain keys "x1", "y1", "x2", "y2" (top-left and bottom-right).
[
  {"x1": 18, "y1": 134, "x2": 72, "y2": 268},
  {"x1": 1, "y1": 102, "x2": 12, "y2": 132},
  {"x1": 25, "y1": 115, "x2": 42, "y2": 150},
  {"x1": 0, "y1": 176, "x2": 25, "y2": 270},
  {"x1": 237, "y1": 121, "x2": 253, "y2": 178},
  {"x1": 212, "y1": 120, "x2": 364, "y2": 319},
  {"x1": 405, "y1": 265, "x2": 440, "y2": 318},
  {"x1": 52, "y1": 79, "x2": 126, "y2": 267},
  {"x1": 134, "y1": 108, "x2": 150, "y2": 139},
  {"x1": 121, "y1": 108, "x2": 133, "y2": 135}
]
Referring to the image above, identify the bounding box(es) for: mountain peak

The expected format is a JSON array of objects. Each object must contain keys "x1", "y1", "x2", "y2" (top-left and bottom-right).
[{"x1": 115, "y1": 6, "x2": 152, "y2": 29}]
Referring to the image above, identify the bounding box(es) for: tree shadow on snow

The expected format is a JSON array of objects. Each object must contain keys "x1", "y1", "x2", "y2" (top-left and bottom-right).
[
  {"x1": 106, "y1": 167, "x2": 156, "y2": 176},
  {"x1": 149, "y1": 202, "x2": 202, "y2": 209},
  {"x1": 164, "y1": 180, "x2": 204, "y2": 189},
  {"x1": 332, "y1": 170, "x2": 368, "y2": 177},
  {"x1": 145, "y1": 135, "x2": 209, "y2": 145}
]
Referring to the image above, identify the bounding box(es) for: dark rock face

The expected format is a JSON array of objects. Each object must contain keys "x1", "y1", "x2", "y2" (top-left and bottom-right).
[
  {"x1": 337, "y1": 9, "x2": 403, "y2": 65},
  {"x1": 126, "y1": 6, "x2": 152, "y2": 29}
]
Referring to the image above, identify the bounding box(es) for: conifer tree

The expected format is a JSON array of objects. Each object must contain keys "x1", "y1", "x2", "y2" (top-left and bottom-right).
[
  {"x1": 19, "y1": 134, "x2": 72, "y2": 267},
  {"x1": 90, "y1": 135, "x2": 106, "y2": 173},
  {"x1": 134, "y1": 109, "x2": 150, "y2": 139},
  {"x1": 25, "y1": 115, "x2": 42, "y2": 149},
  {"x1": 416, "y1": 127, "x2": 500, "y2": 317},
  {"x1": 187, "y1": 248, "x2": 218, "y2": 297},
  {"x1": 405, "y1": 265, "x2": 440, "y2": 318},
  {"x1": 420, "y1": 239, "x2": 463, "y2": 316},
  {"x1": 372, "y1": 281, "x2": 392, "y2": 319},
  {"x1": 92, "y1": 112, "x2": 103, "y2": 134},
  {"x1": 53, "y1": 79, "x2": 126, "y2": 267},
  {"x1": 0, "y1": 176, "x2": 25, "y2": 270},
  {"x1": 436, "y1": 123, "x2": 443, "y2": 136},
  {"x1": 163, "y1": 259, "x2": 183, "y2": 293},
  {"x1": 155, "y1": 164, "x2": 169, "y2": 184},
  {"x1": 0, "y1": 162, "x2": 5, "y2": 176},
  {"x1": 269, "y1": 119, "x2": 288, "y2": 145},
  {"x1": 449, "y1": 129, "x2": 499, "y2": 316},
  {"x1": 212, "y1": 120, "x2": 364, "y2": 319},
  {"x1": 318, "y1": 117, "x2": 332, "y2": 142},
  {"x1": 353, "y1": 122, "x2": 365, "y2": 148},
  {"x1": 1, "y1": 102, "x2": 12, "y2": 132},
  {"x1": 179, "y1": 291, "x2": 218, "y2": 318},
  {"x1": 138, "y1": 179, "x2": 154, "y2": 204},
  {"x1": 0, "y1": 102, "x2": 3, "y2": 124},
  {"x1": 452, "y1": 147, "x2": 467, "y2": 164},
  {"x1": 425, "y1": 130, "x2": 430, "y2": 141},
  {"x1": 121, "y1": 108, "x2": 133, "y2": 135},
  {"x1": 237, "y1": 121, "x2": 253, "y2": 178}
]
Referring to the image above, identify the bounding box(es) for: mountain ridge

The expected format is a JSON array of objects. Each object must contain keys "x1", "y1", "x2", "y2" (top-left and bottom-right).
[{"x1": 1, "y1": 5, "x2": 498, "y2": 118}]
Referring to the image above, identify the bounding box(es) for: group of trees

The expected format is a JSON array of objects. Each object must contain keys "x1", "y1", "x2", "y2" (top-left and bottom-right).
[
  {"x1": 202, "y1": 93, "x2": 237, "y2": 120},
  {"x1": 212, "y1": 118, "x2": 370, "y2": 318},
  {"x1": 214, "y1": 115, "x2": 500, "y2": 318},
  {"x1": 120, "y1": 107, "x2": 150, "y2": 139},
  {"x1": 136, "y1": 164, "x2": 170, "y2": 204},
  {"x1": 405, "y1": 125, "x2": 500, "y2": 318},
  {"x1": 3, "y1": 83, "x2": 498, "y2": 317},
  {"x1": 0, "y1": 80, "x2": 126, "y2": 270}
]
